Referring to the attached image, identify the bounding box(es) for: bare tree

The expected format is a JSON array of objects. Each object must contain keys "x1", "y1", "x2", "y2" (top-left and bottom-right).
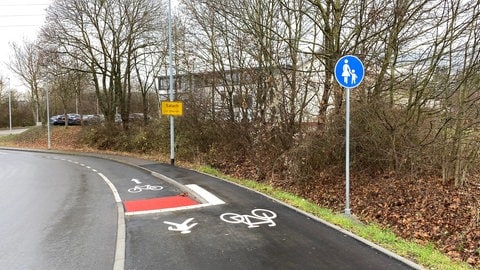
[
  {"x1": 42, "y1": 0, "x2": 163, "y2": 128},
  {"x1": 440, "y1": 3, "x2": 480, "y2": 186},
  {"x1": 133, "y1": 43, "x2": 167, "y2": 124},
  {"x1": 8, "y1": 40, "x2": 43, "y2": 124},
  {"x1": 182, "y1": 0, "x2": 317, "y2": 133}
]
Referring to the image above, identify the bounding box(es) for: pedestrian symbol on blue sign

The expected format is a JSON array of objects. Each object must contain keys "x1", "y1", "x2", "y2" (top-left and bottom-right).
[{"x1": 335, "y1": 55, "x2": 364, "y2": 88}]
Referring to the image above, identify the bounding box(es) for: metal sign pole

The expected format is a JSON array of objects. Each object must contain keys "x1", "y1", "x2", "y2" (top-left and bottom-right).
[
  {"x1": 334, "y1": 55, "x2": 364, "y2": 217},
  {"x1": 345, "y1": 87, "x2": 351, "y2": 216}
]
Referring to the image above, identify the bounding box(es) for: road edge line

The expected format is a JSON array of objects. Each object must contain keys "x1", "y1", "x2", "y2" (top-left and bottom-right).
[{"x1": 98, "y1": 172, "x2": 125, "y2": 270}]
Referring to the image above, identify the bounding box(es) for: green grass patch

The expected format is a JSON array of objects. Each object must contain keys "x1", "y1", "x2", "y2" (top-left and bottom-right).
[
  {"x1": 197, "y1": 165, "x2": 473, "y2": 270},
  {"x1": 0, "y1": 134, "x2": 15, "y2": 143}
]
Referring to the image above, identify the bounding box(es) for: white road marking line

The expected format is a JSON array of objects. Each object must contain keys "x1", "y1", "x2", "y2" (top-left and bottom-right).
[
  {"x1": 97, "y1": 172, "x2": 124, "y2": 270},
  {"x1": 98, "y1": 173, "x2": 122, "y2": 203},
  {"x1": 113, "y1": 202, "x2": 125, "y2": 270},
  {"x1": 131, "y1": 178, "x2": 142, "y2": 184}
]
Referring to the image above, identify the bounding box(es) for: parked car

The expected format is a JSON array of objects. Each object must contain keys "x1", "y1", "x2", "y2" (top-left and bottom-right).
[
  {"x1": 83, "y1": 114, "x2": 104, "y2": 125},
  {"x1": 50, "y1": 115, "x2": 63, "y2": 125},
  {"x1": 50, "y1": 113, "x2": 81, "y2": 125},
  {"x1": 129, "y1": 113, "x2": 151, "y2": 122},
  {"x1": 66, "y1": 113, "x2": 81, "y2": 125}
]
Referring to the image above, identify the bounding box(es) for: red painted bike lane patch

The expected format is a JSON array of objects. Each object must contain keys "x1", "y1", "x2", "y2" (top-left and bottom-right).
[
  {"x1": 124, "y1": 196, "x2": 199, "y2": 213},
  {"x1": 123, "y1": 184, "x2": 225, "y2": 216}
]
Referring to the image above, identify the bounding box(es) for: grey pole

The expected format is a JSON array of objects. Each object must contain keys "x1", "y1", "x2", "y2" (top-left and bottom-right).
[
  {"x1": 7, "y1": 78, "x2": 12, "y2": 134},
  {"x1": 46, "y1": 83, "x2": 51, "y2": 149},
  {"x1": 335, "y1": 55, "x2": 364, "y2": 217},
  {"x1": 345, "y1": 87, "x2": 351, "y2": 216},
  {"x1": 168, "y1": 0, "x2": 175, "y2": 166}
]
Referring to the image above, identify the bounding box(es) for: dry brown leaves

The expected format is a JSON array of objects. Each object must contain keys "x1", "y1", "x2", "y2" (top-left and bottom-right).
[{"x1": 300, "y1": 174, "x2": 480, "y2": 268}]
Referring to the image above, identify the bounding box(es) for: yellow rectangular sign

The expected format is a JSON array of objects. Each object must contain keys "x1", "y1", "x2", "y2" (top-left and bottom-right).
[{"x1": 161, "y1": 101, "x2": 183, "y2": 116}]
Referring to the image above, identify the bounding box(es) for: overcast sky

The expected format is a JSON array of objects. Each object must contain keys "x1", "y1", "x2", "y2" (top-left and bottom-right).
[
  {"x1": 0, "y1": 0, "x2": 51, "y2": 92},
  {"x1": 0, "y1": 0, "x2": 178, "y2": 93}
]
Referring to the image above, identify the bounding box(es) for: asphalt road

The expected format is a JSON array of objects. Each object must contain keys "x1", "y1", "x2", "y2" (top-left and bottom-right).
[
  {"x1": 0, "y1": 150, "x2": 117, "y2": 269},
  {"x1": 0, "y1": 149, "x2": 423, "y2": 270}
]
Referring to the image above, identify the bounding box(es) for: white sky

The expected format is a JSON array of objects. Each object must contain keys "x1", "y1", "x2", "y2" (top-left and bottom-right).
[
  {"x1": 0, "y1": 0, "x2": 51, "y2": 92},
  {"x1": 0, "y1": 0, "x2": 177, "y2": 93}
]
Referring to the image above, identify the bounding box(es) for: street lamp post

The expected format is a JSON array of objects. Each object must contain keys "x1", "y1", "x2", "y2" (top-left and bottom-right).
[
  {"x1": 5, "y1": 78, "x2": 12, "y2": 134},
  {"x1": 168, "y1": 0, "x2": 175, "y2": 166},
  {"x1": 46, "y1": 83, "x2": 51, "y2": 149}
]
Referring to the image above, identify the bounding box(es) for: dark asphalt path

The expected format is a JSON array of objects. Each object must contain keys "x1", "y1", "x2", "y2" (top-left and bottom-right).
[{"x1": 124, "y1": 163, "x2": 420, "y2": 270}]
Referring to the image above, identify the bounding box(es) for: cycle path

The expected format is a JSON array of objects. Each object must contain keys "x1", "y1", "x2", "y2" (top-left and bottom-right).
[{"x1": 118, "y1": 161, "x2": 423, "y2": 270}]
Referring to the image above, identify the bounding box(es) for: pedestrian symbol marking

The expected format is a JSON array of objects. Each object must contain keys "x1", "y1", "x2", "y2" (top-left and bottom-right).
[
  {"x1": 335, "y1": 55, "x2": 364, "y2": 88},
  {"x1": 164, "y1": 218, "x2": 198, "y2": 234}
]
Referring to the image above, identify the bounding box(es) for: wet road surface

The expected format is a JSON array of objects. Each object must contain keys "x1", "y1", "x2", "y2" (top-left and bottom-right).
[{"x1": 0, "y1": 149, "x2": 423, "y2": 270}]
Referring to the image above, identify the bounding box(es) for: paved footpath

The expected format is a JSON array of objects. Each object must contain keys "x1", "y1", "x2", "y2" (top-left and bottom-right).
[{"x1": 0, "y1": 128, "x2": 29, "y2": 136}]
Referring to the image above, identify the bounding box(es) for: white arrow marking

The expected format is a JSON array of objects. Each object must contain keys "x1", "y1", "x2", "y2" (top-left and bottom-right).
[
  {"x1": 164, "y1": 218, "x2": 198, "y2": 234},
  {"x1": 131, "y1": 178, "x2": 142, "y2": 184}
]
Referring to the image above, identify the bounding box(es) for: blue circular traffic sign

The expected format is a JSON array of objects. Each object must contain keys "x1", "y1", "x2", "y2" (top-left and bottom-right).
[{"x1": 334, "y1": 55, "x2": 364, "y2": 88}]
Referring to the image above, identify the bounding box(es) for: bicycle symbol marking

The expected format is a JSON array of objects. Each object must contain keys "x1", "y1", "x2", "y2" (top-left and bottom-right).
[
  {"x1": 128, "y1": 184, "x2": 164, "y2": 193},
  {"x1": 220, "y1": 209, "x2": 277, "y2": 228}
]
